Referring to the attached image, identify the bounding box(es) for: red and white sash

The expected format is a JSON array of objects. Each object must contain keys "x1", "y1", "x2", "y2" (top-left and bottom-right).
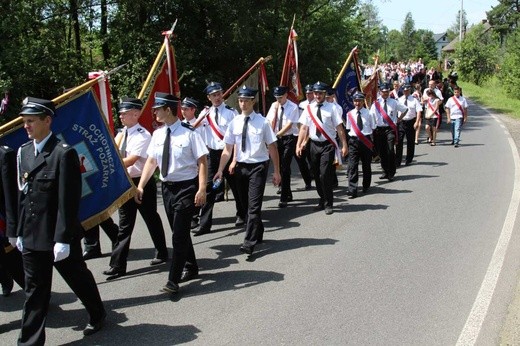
[
  {"x1": 347, "y1": 111, "x2": 373, "y2": 150},
  {"x1": 197, "y1": 107, "x2": 224, "y2": 140},
  {"x1": 374, "y1": 100, "x2": 398, "y2": 143},
  {"x1": 427, "y1": 99, "x2": 441, "y2": 128},
  {"x1": 451, "y1": 96, "x2": 465, "y2": 115},
  {"x1": 307, "y1": 104, "x2": 342, "y2": 164},
  {"x1": 271, "y1": 103, "x2": 280, "y2": 131}
]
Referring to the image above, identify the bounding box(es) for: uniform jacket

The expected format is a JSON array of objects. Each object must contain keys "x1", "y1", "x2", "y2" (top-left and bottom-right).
[
  {"x1": 17, "y1": 135, "x2": 83, "y2": 251},
  {"x1": 0, "y1": 146, "x2": 18, "y2": 239}
]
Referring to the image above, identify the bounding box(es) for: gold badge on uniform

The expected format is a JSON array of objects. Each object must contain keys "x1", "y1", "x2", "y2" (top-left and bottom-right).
[{"x1": 23, "y1": 172, "x2": 28, "y2": 183}]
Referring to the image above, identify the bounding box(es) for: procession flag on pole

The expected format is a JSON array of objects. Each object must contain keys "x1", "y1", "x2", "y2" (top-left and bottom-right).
[
  {"x1": 88, "y1": 71, "x2": 114, "y2": 133},
  {"x1": 333, "y1": 46, "x2": 362, "y2": 119},
  {"x1": 279, "y1": 20, "x2": 303, "y2": 104},
  {"x1": 223, "y1": 56, "x2": 271, "y2": 115},
  {"x1": 139, "y1": 22, "x2": 181, "y2": 132},
  {"x1": 361, "y1": 52, "x2": 380, "y2": 108},
  {"x1": 0, "y1": 86, "x2": 133, "y2": 230}
]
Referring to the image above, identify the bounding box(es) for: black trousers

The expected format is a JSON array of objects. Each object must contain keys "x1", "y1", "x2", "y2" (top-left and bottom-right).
[
  {"x1": 83, "y1": 217, "x2": 118, "y2": 253},
  {"x1": 199, "y1": 149, "x2": 244, "y2": 232},
  {"x1": 110, "y1": 177, "x2": 168, "y2": 270},
  {"x1": 309, "y1": 141, "x2": 335, "y2": 208},
  {"x1": 0, "y1": 242, "x2": 25, "y2": 290},
  {"x1": 235, "y1": 161, "x2": 269, "y2": 249},
  {"x1": 294, "y1": 138, "x2": 313, "y2": 186},
  {"x1": 162, "y1": 178, "x2": 198, "y2": 285},
  {"x1": 347, "y1": 137, "x2": 373, "y2": 192},
  {"x1": 278, "y1": 136, "x2": 296, "y2": 202},
  {"x1": 19, "y1": 241, "x2": 105, "y2": 345},
  {"x1": 396, "y1": 118, "x2": 416, "y2": 166},
  {"x1": 375, "y1": 126, "x2": 397, "y2": 178}
]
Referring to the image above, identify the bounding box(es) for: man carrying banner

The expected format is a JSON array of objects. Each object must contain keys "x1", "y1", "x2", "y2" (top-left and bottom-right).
[
  {"x1": 345, "y1": 92, "x2": 376, "y2": 198},
  {"x1": 136, "y1": 92, "x2": 208, "y2": 294},
  {"x1": 213, "y1": 86, "x2": 281, "y2": 255},
  {"x1": 194, "y1": 82, "x2": 244, "y2": 236},
  {"x1": 103, "y1": 97, "x2": 169, "y2": 280},
  {"x1": 14, "y1": 97, "x2": 106, "y2": 343},
  {"x1": 296, "y1": 82, "x2": 347, "y2": 215},
  {"x1": 266, "y1": 86, "x2": 299, "y2": 208},
  {"x1": 370, "y1": 83, "x2": 408, "y2": 181}
]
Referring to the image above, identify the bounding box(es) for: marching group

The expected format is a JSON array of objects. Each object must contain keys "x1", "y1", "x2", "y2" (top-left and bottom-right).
[{"x1": 0, "y1": 60, "x2": 468, "y2": 343}]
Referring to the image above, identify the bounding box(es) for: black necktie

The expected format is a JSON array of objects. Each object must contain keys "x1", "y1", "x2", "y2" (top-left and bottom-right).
[
  {"x1": 404, "y1": 97, "x2": 408, "y2": 106},
  {"x1": 161, "y1": 127, "x2": 171, "y2": 178},
  {"x1": 316, "y1": 103, "x2": 323, "y2": 137},
  {"x1": 278, "y1": 106, "x2": 284, "y2": 131},
  {"x1": 241, "y1": 116, "x2": 250, "y2": 152},
  {"x1": 383, "y1": 100, "x2": 388, "y2": 125},
  {"x1": 120, "y1": 129, "x2": 128, "y2": 158},
  {"x1": 357, "y1": 111, "x2": 363, "y2": 131},
  {"x1": 214, "y1": 108, "x2": 219, "y2": 125}
]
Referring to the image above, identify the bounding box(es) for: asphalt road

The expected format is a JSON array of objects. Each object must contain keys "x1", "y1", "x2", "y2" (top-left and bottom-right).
[{"x1": 2, "y1": 100, "x2": 520, "y2": 345}]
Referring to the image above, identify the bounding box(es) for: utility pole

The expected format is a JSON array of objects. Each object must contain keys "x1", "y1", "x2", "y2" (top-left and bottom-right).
[{"x1": 459, "y1": 0, "x2": 464, "y2": 41}]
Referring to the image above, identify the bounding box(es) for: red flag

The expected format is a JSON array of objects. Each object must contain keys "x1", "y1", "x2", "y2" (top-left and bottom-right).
[
  {"x1": 280, "y1": 28, "x2": 303, "y2": 103},
  {"x1": 259, "y1": 62, "x2": 269, "y2": 115},
  {"x1": 140, "y1": 33, "x2": 181, "y2": 132},
  {"x1": 88, "y1": 72, "x2": 114, "y2": 133}
]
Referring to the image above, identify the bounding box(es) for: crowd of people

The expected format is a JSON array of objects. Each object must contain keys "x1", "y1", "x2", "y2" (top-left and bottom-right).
[{"x1": 0, "y1": 58, "x2": 469, "y2": 343}]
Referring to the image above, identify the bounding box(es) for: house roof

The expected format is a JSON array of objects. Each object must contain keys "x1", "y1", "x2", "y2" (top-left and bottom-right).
[
  {"x1": 433, "y1": 33, "x2": 448, "y2": 43},
  {"x1": 442, "y1": 21, "x2": 492, "y2": 52}
]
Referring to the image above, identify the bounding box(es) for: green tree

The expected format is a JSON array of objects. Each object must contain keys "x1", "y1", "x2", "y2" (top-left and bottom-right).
[
  {"x1": 487, "y1": 0, "x2": 520, "y2": 43},
  {"x1": 453, "y1": 23, "x2": 498, "y2": 86},
  {"x1": 499, "y1": 31, "x2": 520, "y2": 98}
]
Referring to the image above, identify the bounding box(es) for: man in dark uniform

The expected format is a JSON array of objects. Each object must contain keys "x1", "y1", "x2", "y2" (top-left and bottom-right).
[
  {"x1": 15, "y1": 97, "x2": 106, "y2": 344},
  {"x1": 214, "y1": 86, "x2": 281, "y2": 256},
  {"x1": 296, "y1": 82, "x2": 348, "y2": 215},
  {"x1": 136, "y1": 92, "x2": 208, "y2": 294},
  {"x1": 193, "y1": 82, "x2": 244, "y2": 236},
  {"x1": 1, "y1": 145, "x2": 24, "y2": 296},
  {"x1": 102, "y1": 97, "x2": 169, "y2": 279},
  {"x1": 345, "y1": 92, "x2": 376, "y2": 198}
]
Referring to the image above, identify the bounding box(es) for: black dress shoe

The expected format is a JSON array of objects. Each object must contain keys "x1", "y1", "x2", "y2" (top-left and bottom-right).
[
  {"x1": 102, "y1": 267, "x2": 126, "y2": 277},
  {"x1": 84, "y1": 312, "x2": 106, "y2": 336},
  {"x1": 193, "y1": 227, "x2": 210, "y2": 237},
  {"x1": 304, "y1": 184, "x2": 312, "y2": 190},
  {"x1": 2, "y1": 277, "x2": 14, "y2": 297},
  {"x1": 287, "y1": 195, "x2": 293, "y2": 202},
  {"x1": 324, "y1": 207, "x2": 334, "y2": 215},
  {"x1": 362, "y1": 186, "x2": 369, "y2": 193},
  {"x1": 387, "y1": 175, "x2": 395, "y2": 181},
  {"x1": 348, "y1": 193, "x2": 358, "y2": 199},
  {"x1": 278, "y1": 201, "x2": 288, "y2": 208},
  {"x1": 313, "y1": 204, "x2": 325, "y2": 211},
  {"x1": 235, "y1": 216, "x2": 245, "y2": 227},
  {"x1": 161, "y1": 281, "x2": 179, "y2": 294},
  {"x1": 180, "y1": 270, "x2": 199, "y2": 283},
  {"x1": 190, "y1": 219, "x2": 199, "y2": 229},
  {"x1": 379, "y1": 174, "x2": 388, "y2": 179},
  {"x1": 83, "y1": 250, "x2": 102, "y2": 260},
  {"x1": 276, "y1": 187, "x2": 281, "y2": 194},
  {"x1": 239, "y1": 245, "x2": 253, "y2": 255},
  {"x1": 405, "y1": 161, "x2": 412, "y2": 166},
  {"x1": 150, "y1": 257, "x2": 167, "y2": 266}
]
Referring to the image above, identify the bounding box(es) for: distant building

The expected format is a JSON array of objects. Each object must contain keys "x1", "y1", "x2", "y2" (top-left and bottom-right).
[{"x1": 433, "y1": 32, "x2": 450, "y2": 59}]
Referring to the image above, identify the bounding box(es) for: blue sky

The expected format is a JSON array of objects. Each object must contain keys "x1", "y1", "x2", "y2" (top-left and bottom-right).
[{"x1": 373, "y1": 0, "x2": 499, "y2": 34}]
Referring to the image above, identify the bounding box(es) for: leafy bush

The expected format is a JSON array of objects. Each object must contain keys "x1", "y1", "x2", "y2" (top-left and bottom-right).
[{"x1": 499, "y1": 32, "x2": 520, "y2": 99}]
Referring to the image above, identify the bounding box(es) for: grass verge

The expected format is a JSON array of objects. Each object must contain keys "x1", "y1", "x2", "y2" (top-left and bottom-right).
[{"x1": 459, "y1": 79, "x2": 520, "y2": 120}]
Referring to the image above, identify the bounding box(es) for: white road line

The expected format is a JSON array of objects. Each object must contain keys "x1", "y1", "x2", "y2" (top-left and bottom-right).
[{"x1": 456, "y1": 112, "x2": 520, "y2": 345}]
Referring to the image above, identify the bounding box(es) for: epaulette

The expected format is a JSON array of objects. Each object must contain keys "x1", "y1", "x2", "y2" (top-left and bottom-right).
[
  {"x1": 225, "y1": 105, "x2": 235, "y2": 111},
  {"x1": 21, "y1": 141, "x2": 32, "y2": 148},
  {"x1": 181, "y1": 122, "x2": 194, "y2": 131},
  {"x1": 2, "y1": 145, "x2": 11, "y2": 150},
  {"x1": 61, "y1": 143, "x2": 69, "y2": 148},
  {"x1": 298, "y1": 106, "x2": 304, "y2": 111},
  {"x1": 137, "y1": 127, "x2": 144, "y2": 133}
]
